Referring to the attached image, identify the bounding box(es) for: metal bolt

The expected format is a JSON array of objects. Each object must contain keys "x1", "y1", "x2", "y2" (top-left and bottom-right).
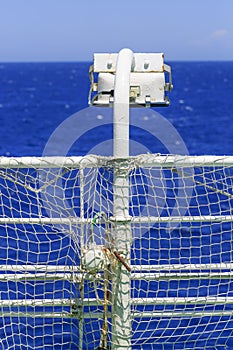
[{"x1": 107, "y1": 62, "x2": 112, "y2": 69}]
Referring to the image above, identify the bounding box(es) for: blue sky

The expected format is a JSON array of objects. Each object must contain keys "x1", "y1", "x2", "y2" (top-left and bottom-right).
[{"x1": 0, "y1": 0, "x2": 233, "y2": 62}]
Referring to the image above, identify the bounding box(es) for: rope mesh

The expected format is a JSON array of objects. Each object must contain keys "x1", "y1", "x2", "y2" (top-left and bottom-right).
[{"x1": 0, "y1": 155, "x2": 233, "y2": 349}]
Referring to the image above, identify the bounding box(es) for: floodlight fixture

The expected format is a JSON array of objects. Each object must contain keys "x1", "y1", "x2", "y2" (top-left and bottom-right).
[{"x1": 89, "y1": 52, "x2": 172, "y2": 108}]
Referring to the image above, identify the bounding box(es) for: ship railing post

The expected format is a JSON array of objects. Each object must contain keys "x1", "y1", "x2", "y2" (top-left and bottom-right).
[{"x1": 111, "y1": 48, "x2": 133, "y2": 350}]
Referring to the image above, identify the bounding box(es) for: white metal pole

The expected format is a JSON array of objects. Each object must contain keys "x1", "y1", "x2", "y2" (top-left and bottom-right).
[{"x1": 112, "y1": 48, "x2": 133, "y2": 350}]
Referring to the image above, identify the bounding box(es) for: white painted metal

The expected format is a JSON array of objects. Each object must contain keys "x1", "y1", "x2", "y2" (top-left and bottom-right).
[
  {"x1": 1, "y1": 154, "x2": 233, "y2": 169},
  {"x1": 2, "y1": 310, "x2": 232, "y2": 320},
  {"x1": 94, "y1": 53, "x2": 164, "y2": 73},
  {"x1": 0, "y1": 217, "x2": 91, "y2": 224},
  {"x1": 133, "y1": 311, "x2": 233, "y2": 318},
  {"x1": 131, "y1": 215, "x2": 233, "y2": 223},
  {"x1": 131, "y1": 271, "x2": 233, "y2": 280},
  {"x1": 0, "y1": 214, "x2": 232, "y2": 226},
  {"x1": 97, "y1": 72, "x2": 166, "y2": 105},
  {"x1": 112, "y1": 48, "x2": 133, "y2": 350},
  {"x1": 134, "y1": 154, "x2": 233, "y2": 167},
  {"x1": 131, "y1": 262, "x2": 233, "y2": 271},
  {"x1": 0, "y1": 298, "x2": 73, "y2": 308},
  {"x1": 0, "y1": 312, "x2": 74, "y2": 318},
  {"x1": 0, "y1": 265, "x2": 80, "y2": 272},
  {"x1": 90, "y1": 52, "x2": 171, "y2": 106},
  {"x1": 0, "y1": 155, "x2": 101, "y2": 169},
  {"x1": 1, "y1": 268, "x2": 232, "y2": 282},
  {"x1": 0, "y1": 272, "x2": 82, "y2": 281},
  {"x1": 3, "y1": 295, "x2": 228, "y2": 309},
  {"x1": 131, "y1": 296, "x2": 233, "y2": 305},
  {"x1": 79, "y1": 166, "x2": 86, "y2": 350}
]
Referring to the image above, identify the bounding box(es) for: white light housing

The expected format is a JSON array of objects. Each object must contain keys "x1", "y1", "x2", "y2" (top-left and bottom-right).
[{"x1": 89, "y1": 52, "x2": 172, "y2": 107}]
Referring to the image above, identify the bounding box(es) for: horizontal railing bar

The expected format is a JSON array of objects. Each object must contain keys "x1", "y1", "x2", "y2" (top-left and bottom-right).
[
  {"x1": 0, "y1": 214, "x2": 233, "y2": 225},
  {"x1": 0, "y1": 298, "x2": 103, "y2": 308},
  {"x1": 134, "y1": 155, "x2": 233, "y2": 168},
  {"x1": 80, "y1": 310, "x2": 233, "y2": 319},
  {"x1": 73, "y1": 297, "x2": 230, "y2": 307},
  {"x1": 2, "y1": 296, "x2": 232, "y2": 308},
  {"x1": 1, "y1": 310, "x2": 233, "y2": 319},
  {"x1": 133, "y1": 310, "x2": 233, "y2": 318},
  {"x1": 2, "y1": 270, "x2": 232, "y2": 282},
  {"x1": 132, "y1": 263, "x2": 233, "y2": 271},
  {"x1": 13, "y1": 297, "x2": 218, "y2": 309},
  {"x1": 0, "y1": 272, "x2": 83, "y2": 282},
  {"x1": 0, "y1": 265, "x2": 81, "y2": 272},
  {"x1": 131, "y1": 297, "x2": 233, "y2": 305},
  {"x1": 0, "y1": 312, "x2": 75, "y2": 318},
  {"x1": 131, "y1": 271, "x2": 233, "y2": 280},
  {"x1": 0, "y1": 265, "x2": 103, "y2": 281},
  {"x1": 0, "y1": 263, "x2": 232, "y2": 273},
  {"x1": 1, "y1": 155, "x2": 233, "y2": 169},
  {"x1": 0, "y1": 156, "x2": 104, "y2": 169},
  {"x1": 0, "y1": 311, "x2": 109, "y2": 319},
  {"x1": 132, "y1": 215, "x2": 233, "y2": 223},
  {"x1": 0, "y1": 217, "x2": 92, "y2": 225},
  {"x1": 0, "y1": 298, "x2": 73, "y2": 308},
  {"x1": 0, "y1": 263, "x2": 232, "y2": 277}
]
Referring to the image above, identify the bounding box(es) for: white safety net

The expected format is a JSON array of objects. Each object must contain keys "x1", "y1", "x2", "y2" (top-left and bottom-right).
[{"x1": 0, "y1": 154, "x2": 233, "y2": 349}]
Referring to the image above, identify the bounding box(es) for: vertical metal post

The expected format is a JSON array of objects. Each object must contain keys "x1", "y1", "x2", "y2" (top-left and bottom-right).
[
  {"x1": 112, "y1": 48, "x2": 133, "y2": 350},
  {"x1": 79, "y1": 167, "x2": 84, "y2": 349}
]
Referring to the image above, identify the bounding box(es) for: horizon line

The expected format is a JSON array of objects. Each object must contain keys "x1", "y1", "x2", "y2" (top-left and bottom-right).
[{"x1": 1, "y1": 59, "x2": 233, "y2": 64}]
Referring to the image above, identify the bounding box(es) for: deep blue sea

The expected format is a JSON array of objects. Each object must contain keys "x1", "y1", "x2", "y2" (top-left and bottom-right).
[
  {"x1": 1, "y1": 62, "x2": 233, "y2": 350},
  {"x1": 1, "y1": 61, "x2": 233, "y2": 157}
]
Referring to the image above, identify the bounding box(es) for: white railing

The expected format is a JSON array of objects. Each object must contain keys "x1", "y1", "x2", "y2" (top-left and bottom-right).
[{"x1": 1, "y1": 154, "x2": 233, "y2": 348}]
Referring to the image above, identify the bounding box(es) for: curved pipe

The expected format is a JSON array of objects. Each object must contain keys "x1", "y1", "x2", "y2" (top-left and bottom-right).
[
  {"x1": 112, "y1": 48, "x2": 133, "y2": 349},
  {"x1": 113, "y1": 48, "x2": 134, "y2": 157}
]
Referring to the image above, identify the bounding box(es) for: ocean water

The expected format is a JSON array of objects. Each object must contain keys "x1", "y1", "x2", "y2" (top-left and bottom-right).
[
  {"x1": 1, "y1": 62, "x2": 233, "y2": 350},
  {"x1": 1, "y1": 61, "x2": 233, "y2": 157}
]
